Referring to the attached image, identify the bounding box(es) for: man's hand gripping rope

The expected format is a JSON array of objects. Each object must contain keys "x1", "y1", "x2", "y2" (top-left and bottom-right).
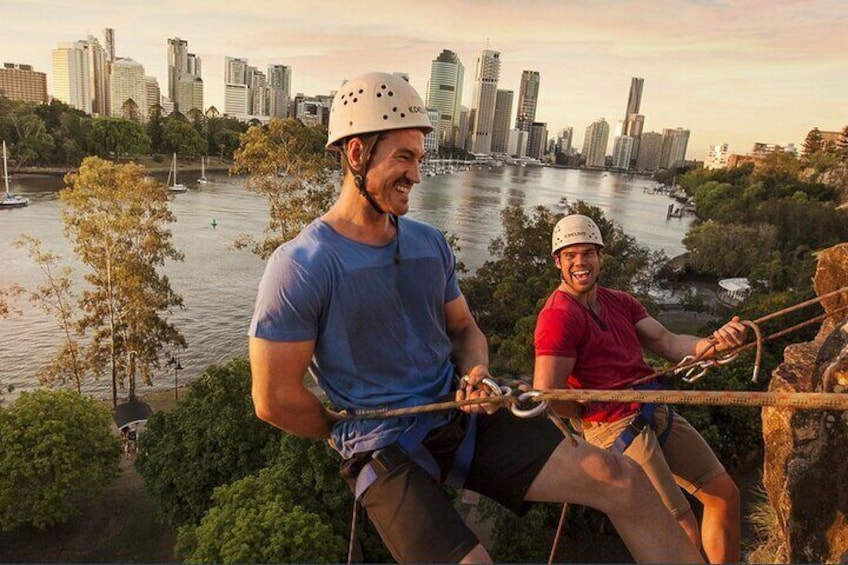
[{"x1": 460, "y1": 374, "x2": 579, "y2": 447}]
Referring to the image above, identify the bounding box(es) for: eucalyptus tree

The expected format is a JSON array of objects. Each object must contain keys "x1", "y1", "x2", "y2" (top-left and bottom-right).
[
  {"x1": 11, "y1": 236, "x2": 85, "y2": 391},
  {"x1": 61, "y1": 157, "x2": 185, "y2": 406},
  {"x1": 231, "y1": 118, "x2": 338, "y2": 259}
]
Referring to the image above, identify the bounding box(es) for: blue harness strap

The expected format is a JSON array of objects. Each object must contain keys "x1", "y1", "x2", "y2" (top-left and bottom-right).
[
  {"x1": 610, "y1": 381, "x2": 674, "y2": 455},
  {"x1": 354, "y1": 412, "x2": 478, "y2": 500}
]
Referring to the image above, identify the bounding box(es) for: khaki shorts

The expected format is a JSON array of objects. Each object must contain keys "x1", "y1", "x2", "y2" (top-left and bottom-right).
[{"x1": 581, "y1": 404, "x2": 726, "y2": 518}]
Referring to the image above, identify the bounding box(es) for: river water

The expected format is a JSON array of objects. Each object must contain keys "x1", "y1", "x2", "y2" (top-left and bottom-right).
[{"x1": 0, "y1": 165, "x2": 692, "y2": 400}]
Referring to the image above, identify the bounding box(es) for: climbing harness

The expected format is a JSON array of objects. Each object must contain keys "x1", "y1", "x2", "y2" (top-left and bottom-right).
[{"x1": 609, "y1": 381, "x2": 674, "y2": 455}]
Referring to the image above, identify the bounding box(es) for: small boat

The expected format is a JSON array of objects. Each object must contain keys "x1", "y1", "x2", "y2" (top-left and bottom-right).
[
  {"x1": 167, "y1": 153, "x2": 187, "y2": 193},
  {"x1": 197, "y1": 156, "x2": 209, "y2": 185},
  {"x1": 1, "y1": 141, "x2": 29, "y2": 209}
]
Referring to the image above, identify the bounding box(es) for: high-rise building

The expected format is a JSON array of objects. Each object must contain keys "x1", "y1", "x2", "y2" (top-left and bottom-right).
[
  {"x1": 706, "y1": 143, "x2": 730, "y2": 169},
  {"x1": 167, "y1": 37, "x2": 203, "y2": 112},
  {"x1": 612, "y1": 135, "x2": 634, "y2": 170},
  {"x1": 491, "y1": 89, "x2": 513, "y2": 154},
  {"x1": 660, "y1": 127, "x2": 690, "y2": 168},
  {"x1": 52, "y1": 36, "x2": 109, "y2": 115},
  {"x1": 424, "y1": 108, "x2": 440, "y2": 153},
  {"x1": 267, "y1": 64, "x2": 291, "y2": 118},
  {"x1": 636, "y1": 131, "x2": 663, "y2": 172},
  {"x1": 145, "y1": 76, "x2": 160, "y2": 114},
  {"x1": 224, "y1": 83, "x2": 250, "y2": 117},
  {"x1": 426, "y1": 50, "x2": 464, "y2": 148},
  {"x1": 515, "y1": 70, "x2": 540, "y2": 132},
  {"x1": 249, "y1": 68, "x2": 267, "y2": 116},
  {"x1": 470, "y1": 49, "x2": 500, "y2": 154},
  {"x1": 0, "y1": 63, "x2": 48, "y2": 104},
  {"x1": 458, "y1": 106, "x2": 471, "y2": 152},
  {"x1": 622, "y1": 77, "x2": 643, "y2": 136},
  {"x1": 582, "y1": 118, "x2": 610, "y2": 169},
  {"x1": 224, "y1": 57, "x2": 249, "y2": 85},
  {"x1": 104, "y1": 28, "x2": 115, "y2": 62},
  {"x1": 224, "y1": 57, "x2": 289, "y2": 121},
  {"x1": 110, "y1": 58, "x2": 147, "y2": 121},
  {"x1": 527, "y1": 121, "x2": 548, "y2": 160},
  {"x1": 556, "y1": 127, "x2": 573, "y2": 156}
]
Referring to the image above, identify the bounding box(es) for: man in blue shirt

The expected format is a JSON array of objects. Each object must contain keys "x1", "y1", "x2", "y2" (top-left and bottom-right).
[{"x1": 249, "y1": 72, "x2": 702, "y2": 564}]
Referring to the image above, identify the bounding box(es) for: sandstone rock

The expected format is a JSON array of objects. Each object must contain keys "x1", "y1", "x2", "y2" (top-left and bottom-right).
[{"x1": 762, "y1": 243, "x2": 848, "y2": 563}]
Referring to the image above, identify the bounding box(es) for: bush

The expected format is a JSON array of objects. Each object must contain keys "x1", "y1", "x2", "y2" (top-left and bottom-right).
[
  {"x1": 135, "y1": 359, "x2": 283, "y2": 527},
  {"x1": 0, "y1": 389, "x2": 121, "y2": 531},
  {"x1": 176, "y1": 433, "x2": 389, "y2": 563}
]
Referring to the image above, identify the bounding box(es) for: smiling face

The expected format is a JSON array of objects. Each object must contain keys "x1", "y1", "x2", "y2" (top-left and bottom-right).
[
  {"x1": 554, "y1": 243, "x2": 604, "y2": 297},
  {"x1": 361, "y1": 128, "x2": 424, "y2": 216}
]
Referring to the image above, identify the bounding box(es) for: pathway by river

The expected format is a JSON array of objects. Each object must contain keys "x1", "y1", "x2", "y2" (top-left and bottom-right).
[{"x1": 0, "y1": 165, "x2": 693, "y2": 400}]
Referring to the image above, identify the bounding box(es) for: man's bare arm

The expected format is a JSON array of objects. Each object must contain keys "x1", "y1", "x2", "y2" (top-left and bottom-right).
[{"x1": 249, "y1": 336, "x2": 339, "y2": 438}]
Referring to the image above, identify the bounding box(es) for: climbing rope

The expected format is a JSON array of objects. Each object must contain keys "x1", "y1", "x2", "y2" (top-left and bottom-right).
[
  {"x1": 613, "y1": 287, "x2": 848, "y2": 390},
  {"x1": 340, "y1": 288, "x2": 848, "y2": 563}
]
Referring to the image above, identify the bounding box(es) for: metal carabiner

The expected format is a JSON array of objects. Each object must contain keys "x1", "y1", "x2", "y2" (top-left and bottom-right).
[
  {"x1": 510, "y1": 390, "x2": 548, "y2": 418},
  {"x1": 674, "y1": 355, "x2": 697, "y2": 375}
]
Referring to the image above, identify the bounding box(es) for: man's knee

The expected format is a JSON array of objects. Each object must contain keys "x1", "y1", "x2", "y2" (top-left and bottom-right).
[
  {"x1": 593, "y1": 450, "x2": 652, "y2": 501},
  {"x1": 700, "y1": 472, "x2": 740, "y2": 509}
]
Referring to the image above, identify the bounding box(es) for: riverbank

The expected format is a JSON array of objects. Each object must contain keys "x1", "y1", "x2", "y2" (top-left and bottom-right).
[{"x1": 13, "y1": 155, "x2": 234, "y2": 177}]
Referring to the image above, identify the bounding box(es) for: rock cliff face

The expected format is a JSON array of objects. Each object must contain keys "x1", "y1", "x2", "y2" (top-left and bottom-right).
[{"x1": 762, "y1": 243, "x2": 848, "y2": 563}]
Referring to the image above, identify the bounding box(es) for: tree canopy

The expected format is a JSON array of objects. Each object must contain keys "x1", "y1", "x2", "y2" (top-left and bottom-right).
[
  {"x1": 135, "y1": 359, "x2": 283, "y2": 528},
  {"x1": 231, "y1": 118, "x2": 338, "y2": 258},
  {"x1": 678, "y1": 150, "x2": 848, "y2": 290},
  {"x1": 0, "y1": 389, "x2": 121, "y2": 531}
]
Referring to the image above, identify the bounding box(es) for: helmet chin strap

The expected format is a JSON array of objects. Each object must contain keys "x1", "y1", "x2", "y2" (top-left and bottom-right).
[
  {"x1": 346, "y1": 135, "x2": 386, "y2": 215},
  {"x1": 345, "y1": 135, "x2": 401, "y2": 263}
]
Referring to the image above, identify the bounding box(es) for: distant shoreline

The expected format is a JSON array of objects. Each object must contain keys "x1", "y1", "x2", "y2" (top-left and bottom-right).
[{"x1": 12, "y1": 156, "x2": 234, "y2": 178}]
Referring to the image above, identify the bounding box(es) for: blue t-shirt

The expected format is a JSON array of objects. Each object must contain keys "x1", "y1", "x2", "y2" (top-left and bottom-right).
[{"x1": 250, "y1": 216, "x2": 462, "y2": 457}]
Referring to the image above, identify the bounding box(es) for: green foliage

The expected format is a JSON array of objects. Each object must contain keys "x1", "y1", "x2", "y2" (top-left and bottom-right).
[
  {"x1": 681, "y1": 148, "x2": 847, "y2": 291},
  {"x1": 683, "y1": 220, "x2": 778, "y2": 278},
  {"x1": 803, "y1": 127, "x2": 824, "y2": 156},
  {"x1": 61, "y1": 157, "x2": 185, "y2": 402},
  {"x1": 231, "y1": 118, "x2": 338, "y2": 258},
  {"x1": 89, "y1": 117, "x2": 150, "y2": 159},
  {"x1": 0, "y1": 389, "x2": 121, "y2": 531},
  {"x1": 161, "y1": 116, "x2": 208, "y2": 157},
  {"x1": 135, "y1": 359, "x2": 283, "y2": 528},
  {"x1": 176, "y1": 434, "x2": 388, "y2": 563}
]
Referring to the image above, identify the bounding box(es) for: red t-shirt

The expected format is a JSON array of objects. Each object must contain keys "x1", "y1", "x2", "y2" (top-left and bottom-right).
[{"x1": 534, "y1": 286, "x2": 654, "y2": 422}]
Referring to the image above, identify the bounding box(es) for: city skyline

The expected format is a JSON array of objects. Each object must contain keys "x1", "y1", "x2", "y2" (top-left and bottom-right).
[{"x1": 2, "y1": 0, "x2": 846, "y2": 160}]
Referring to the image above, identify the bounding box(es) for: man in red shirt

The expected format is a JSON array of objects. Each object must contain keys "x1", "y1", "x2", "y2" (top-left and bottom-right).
[{"x1": 534, "y1": 213, "x2": 745, "y2": 564}]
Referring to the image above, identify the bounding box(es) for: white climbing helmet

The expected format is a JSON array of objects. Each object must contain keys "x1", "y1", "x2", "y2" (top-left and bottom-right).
[
  {"x1": 551, "y1": 214, "x2": 604, "y2": 256},
  {"x1": 326, "y1": 72, "x2": 433, "y2": 149}
]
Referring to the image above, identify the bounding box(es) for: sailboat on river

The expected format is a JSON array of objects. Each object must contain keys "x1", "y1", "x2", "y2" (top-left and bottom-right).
[
  {"x1": 166, "y1": 153, "x2": 187, "y2": 193},
  {"x1": 197, "y1": 155, "x2": 209, "y2": 185},
  {"x1": 1, "y1": 141, "x2": 29, "y2": 209}
]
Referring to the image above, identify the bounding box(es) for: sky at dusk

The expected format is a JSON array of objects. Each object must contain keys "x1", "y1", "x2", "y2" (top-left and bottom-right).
[{"x1": 2, "y1": 0, "x2": 846, "y2": 160}]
